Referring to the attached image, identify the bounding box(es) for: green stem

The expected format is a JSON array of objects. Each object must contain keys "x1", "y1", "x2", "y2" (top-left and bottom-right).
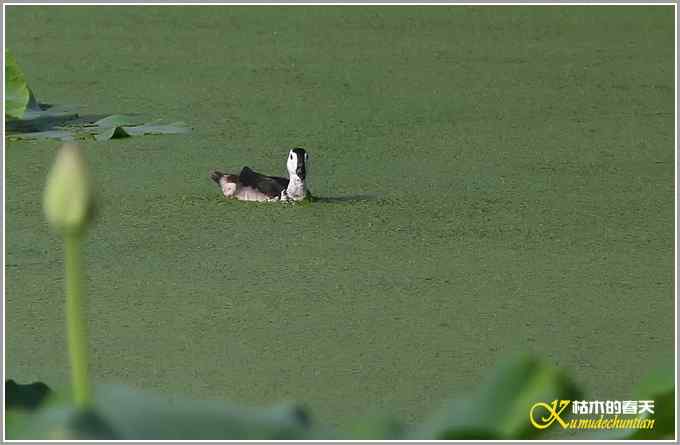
[{"x1": 64, "y1": 233, "x2": 92, "y2": 407}]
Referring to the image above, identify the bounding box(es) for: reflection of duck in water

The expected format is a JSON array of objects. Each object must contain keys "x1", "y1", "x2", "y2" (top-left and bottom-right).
[{"x1": 210, "y1": 148, "x2": 310, "y2": 202}]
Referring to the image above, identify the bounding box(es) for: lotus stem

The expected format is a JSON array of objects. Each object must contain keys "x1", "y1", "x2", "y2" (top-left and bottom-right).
[{"x1": 64, "y1": 232, "x2": 92, "y2": 407}]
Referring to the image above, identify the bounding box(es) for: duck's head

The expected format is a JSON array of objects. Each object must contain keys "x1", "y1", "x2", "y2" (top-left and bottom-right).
[{"x1": 287, "y1": 147, "x2": 309, "y2": 181}]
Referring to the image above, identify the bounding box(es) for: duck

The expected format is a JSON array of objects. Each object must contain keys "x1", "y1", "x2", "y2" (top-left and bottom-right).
[{"x1": 210, "y1": 148, "x2": 310, "y2": 202}]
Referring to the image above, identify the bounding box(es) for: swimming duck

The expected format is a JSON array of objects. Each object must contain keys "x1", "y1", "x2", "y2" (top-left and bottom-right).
[{"x1": 210, "y1": 148, "x2": 310, "y2": 202}]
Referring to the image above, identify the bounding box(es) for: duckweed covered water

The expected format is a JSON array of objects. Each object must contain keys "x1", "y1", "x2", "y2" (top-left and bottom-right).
[{"x1": 5, "y1": 6, "x2": 674, "y2": 430}]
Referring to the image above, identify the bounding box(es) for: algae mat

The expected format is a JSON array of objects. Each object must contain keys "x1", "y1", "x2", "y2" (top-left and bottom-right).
[{"x1": 5, "y1": 6, "x2": 675, "y2": 430}]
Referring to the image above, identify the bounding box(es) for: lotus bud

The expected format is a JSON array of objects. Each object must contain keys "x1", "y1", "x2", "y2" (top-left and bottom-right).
[{"x1": 43, "y1": 143, "x2": 93, "y2": 234}]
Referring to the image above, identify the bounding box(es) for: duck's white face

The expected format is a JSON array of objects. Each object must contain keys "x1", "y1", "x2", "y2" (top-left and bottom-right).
[{"x1": 287, "y1": 148, "x2": 308, "y2": 180}]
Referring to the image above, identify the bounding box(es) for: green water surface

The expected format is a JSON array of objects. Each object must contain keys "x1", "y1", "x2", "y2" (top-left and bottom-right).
[{"x1": 5, "y1": 6, "x2": 675, "y2": 431}]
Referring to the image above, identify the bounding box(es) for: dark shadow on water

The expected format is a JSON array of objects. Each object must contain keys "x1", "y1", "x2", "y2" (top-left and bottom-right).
[{"x1": 312, "y1": 194, "x2": 381, "y2": 204}]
